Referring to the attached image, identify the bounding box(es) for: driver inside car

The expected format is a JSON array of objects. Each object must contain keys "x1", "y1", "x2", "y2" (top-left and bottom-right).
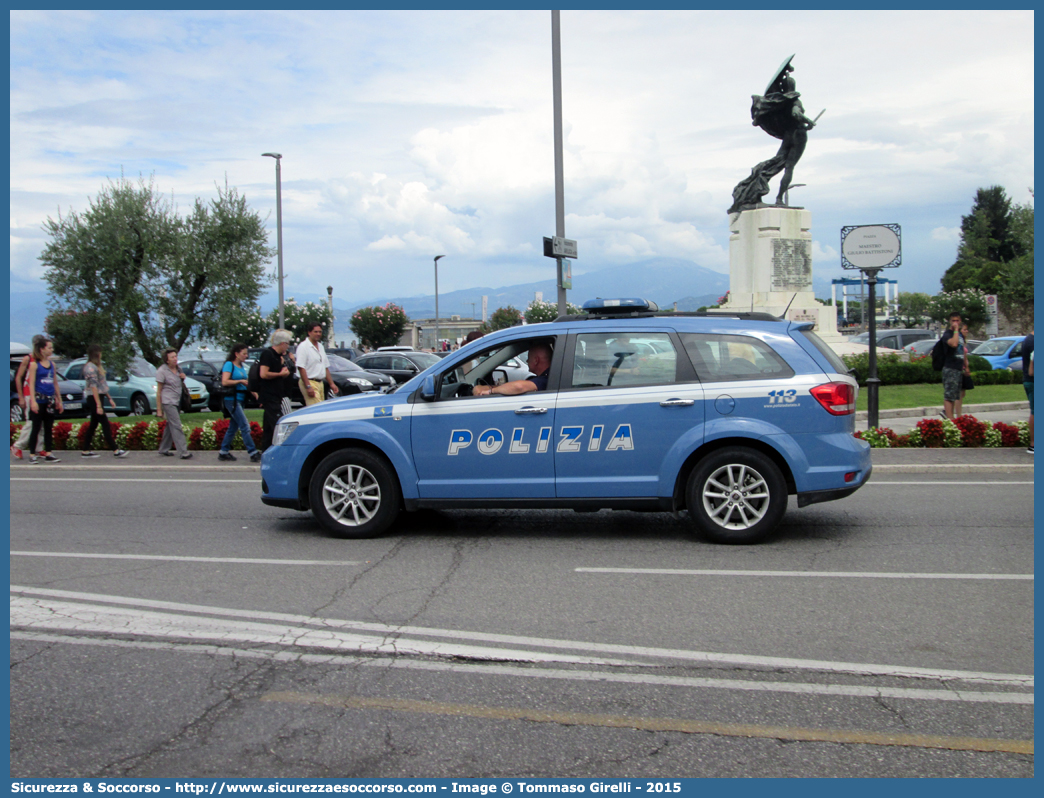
[{"x1": 472, "y1": 342, "x2": 552, "y2": 397}]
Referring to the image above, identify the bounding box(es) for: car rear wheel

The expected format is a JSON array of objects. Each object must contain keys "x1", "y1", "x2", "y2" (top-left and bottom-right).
[
  {"x1": 686, "y1": 447, "x2": 787, "y2": 544},
  {"x1": 130, "y1": 393, "x2": 150, "y2": 416},
  {"x1": 309, "y1": 448, "x2": 400, "y2": 539}
]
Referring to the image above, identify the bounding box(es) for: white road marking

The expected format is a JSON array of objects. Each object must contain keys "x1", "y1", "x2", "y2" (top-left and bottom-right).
[
  {"x1": 576, "y1": 568, "x2": 1033, "y2": 581},
  {"x1": 8, "y1": 596, "x2": 636, "y2": 667},
  {"x1": 11, "y1": 551, "x2": 360, "y2": 566},
  {"x1": 10, "y1": 631, "x2": 1032, "y2": 706},
  {"x1": 10, "y1": 586, "x2": 1032, "y2": 687}
]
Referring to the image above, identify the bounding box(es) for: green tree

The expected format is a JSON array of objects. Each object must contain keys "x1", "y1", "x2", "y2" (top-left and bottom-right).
[
  {"x1": 267, "y1": 298, "x2": 335, "y2": 343},
  {"x1": 349, "y1": 303, "x2": 409, "y2": 349},
  {"x1": 488, "y1": 305, "x2": 523, "y2": 331},
  {"x1": 524, "y1": 299, "x2": 581, "y2": 324},
  {"x1": 941, "y1": 186, "x2": 1025, "y2": 294},
  {"x1": 997, "y1": 196, "x2": 1034, "y2": 329},
  {"x1": 43, "y1": 309, "x2": 118, "y2": 361},
  {"x1": 928, "y1": 288, "x2": 990, "y2": 333},
  {"x1": 40, "y1": 174, "x2": 274, "y2": 368},
  {"x1": 219, "y1": 306, "x2": 270, "y2": 349},
  {"x1": 895, "y1": 292, "x2": 932, "y2": 327}
]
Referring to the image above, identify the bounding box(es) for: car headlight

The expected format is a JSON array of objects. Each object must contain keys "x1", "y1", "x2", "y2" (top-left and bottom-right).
[
  {"x1": 346, "y1": 377, "x2": 373, "y2": 388},
  {"x1": 272, "y1": 421, "x2": 298, "y2": 446}
]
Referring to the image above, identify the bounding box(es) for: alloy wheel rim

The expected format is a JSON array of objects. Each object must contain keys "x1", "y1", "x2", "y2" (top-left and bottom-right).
[
  {"x1": 322, "y1": 464, "x2": 382, "y2": 526},
  {"x1": 701, "y1": 463, "x2": 770, "y2": 530}
]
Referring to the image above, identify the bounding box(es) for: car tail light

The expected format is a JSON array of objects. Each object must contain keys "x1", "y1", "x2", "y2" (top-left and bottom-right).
[{"x1": 810, "y1": 382, "x2": 856, "y2": 415}]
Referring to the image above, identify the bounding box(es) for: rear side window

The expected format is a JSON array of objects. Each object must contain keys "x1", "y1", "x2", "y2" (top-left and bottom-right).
[
  {"x1": 65, "y1": 364, "x2": 83, "y2": 380},
  {"x1": 570, "y1": 333, "x2": 677, "y2": 389},
  {"x1": 680, "y1": 333, "x2": 793, "y2": 382},
  {"x1": 794, "y1": 329, "x2": 849, "y2": 374}
]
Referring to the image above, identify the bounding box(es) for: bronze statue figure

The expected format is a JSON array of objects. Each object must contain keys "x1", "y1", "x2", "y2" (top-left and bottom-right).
[{"x1": 729, "y1": 55, "x2": 820, "y2": 214}]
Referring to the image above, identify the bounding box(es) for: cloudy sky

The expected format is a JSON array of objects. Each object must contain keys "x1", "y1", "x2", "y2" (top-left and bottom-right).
[{"x1": 9, "y1": 9, "x2": 1035, "y2": 308}]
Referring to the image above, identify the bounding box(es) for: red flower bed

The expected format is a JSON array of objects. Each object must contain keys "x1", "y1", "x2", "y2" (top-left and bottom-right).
[
  {"x1": 952, "y1": 414, "x2": 986, "y2": 447},
  {"x1": 124, "y1": 421, "x2": 151, "y2": 450},
  {"x1": 51, "y1": 421, "x2": 74, "y2": 450},
  {"x1": 992, "y1": 421, "x2": 1022, "y2": 447},
  {"x1": 915, "y1": 418, "x2": 945, "y2": 448}
]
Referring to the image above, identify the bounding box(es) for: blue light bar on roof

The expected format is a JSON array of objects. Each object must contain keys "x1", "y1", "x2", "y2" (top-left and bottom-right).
[{"x1": 581, "y1": 298, "x2": 659, "y2": 313}]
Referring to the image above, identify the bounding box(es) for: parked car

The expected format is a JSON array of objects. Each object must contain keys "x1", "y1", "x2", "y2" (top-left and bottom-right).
[
  {"x1": 848, "y1": 328, "x2": 934, "y2": 350},
  {"x1": 9, "y1": 361, "x2": 88, "y2": 422},
  {"x1": 970, "y1": 336, "x2": 1028, "y2": 370},
  {"x1": 904, "y1": 336, "x2": 984, "y2": 360},
  {"x1": 64, "y1": 357, "x2": 209, "y2": 416},
  {"x1": 327, "y1": 354, "x2": 396, "y2": 392},
  {"x1": 353, "y1": 350, "x2": 443, "y2": 383},
  {"x1": 179, "y1": 358, "x2": 229, "y2": 411},
  {"x1": 327, "y1": 347, "x2": 363, "y2": 362},
  {"x1": 262, "y1": 297, "x2": 870, "y2": 545}
]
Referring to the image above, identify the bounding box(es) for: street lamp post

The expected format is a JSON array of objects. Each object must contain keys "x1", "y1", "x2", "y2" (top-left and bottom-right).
[
  {"x1": 262, "y1": 152, "x2": 285, "y2": 329},
  {"x1": 434, "y1": 255, "x2": 445, "y2": 352}
]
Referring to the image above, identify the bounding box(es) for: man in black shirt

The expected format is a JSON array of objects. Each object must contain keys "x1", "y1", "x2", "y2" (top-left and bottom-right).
[{"x1": 259, "y1": 329, "x2": 293, "y2": 451}]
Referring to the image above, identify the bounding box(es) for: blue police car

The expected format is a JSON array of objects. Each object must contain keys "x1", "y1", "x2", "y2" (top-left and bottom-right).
[{"x1": 261, "y1": 298, "x2": 871, "y2": 544}]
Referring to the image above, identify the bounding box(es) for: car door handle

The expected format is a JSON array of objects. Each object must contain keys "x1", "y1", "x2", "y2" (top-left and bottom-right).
[
  {"x1": 659, "y1": 398, "x2": 695, "y2": 407},
  {"x1": 515, "y1": 406, "x2": 548, "y2": 415}
]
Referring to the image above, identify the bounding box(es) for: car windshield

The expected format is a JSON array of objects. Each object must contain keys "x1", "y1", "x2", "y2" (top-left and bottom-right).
[
  {"x1": 408, "y1": 353, "x2": 442, "y2": 369},
  {"x1": 328, "y1": 354, "x2": 363, "y2": 372},
  {"x1": 972, "y1": 339, "x2": 1015, "y2": 356},
  {"x1": 131, "y1": 358, "x2": 157, "y2": 378}
]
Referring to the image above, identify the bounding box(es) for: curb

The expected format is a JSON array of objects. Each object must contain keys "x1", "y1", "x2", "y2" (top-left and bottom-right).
[{"x1": 856, "y1": 401, "x2": 1029, "y2": 422}]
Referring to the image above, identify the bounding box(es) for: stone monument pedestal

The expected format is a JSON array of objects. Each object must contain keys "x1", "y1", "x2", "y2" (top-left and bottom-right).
[{"x1": 722, "y1": 205, "x2": 841, "y2": 341}]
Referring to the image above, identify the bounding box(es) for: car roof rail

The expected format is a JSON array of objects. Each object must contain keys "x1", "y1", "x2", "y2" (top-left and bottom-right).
[{"x1": 554, "y1": 309, "x2": 784, "y2": 322}]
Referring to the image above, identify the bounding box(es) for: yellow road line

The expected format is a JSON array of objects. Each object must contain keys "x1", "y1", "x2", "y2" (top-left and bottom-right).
[{"x1": 261, "y1": 691, "x2": 1033, "y2": 755}]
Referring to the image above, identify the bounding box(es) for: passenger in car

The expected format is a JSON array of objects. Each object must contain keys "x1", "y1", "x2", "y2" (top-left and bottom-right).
[{"x1": 472, "y1": 342, "x2": 553, "y2": 397}]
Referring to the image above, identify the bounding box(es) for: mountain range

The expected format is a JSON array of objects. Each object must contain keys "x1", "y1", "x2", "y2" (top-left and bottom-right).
[{"x1": 10, "y1": 257, "x2": 834, "y2": 345}]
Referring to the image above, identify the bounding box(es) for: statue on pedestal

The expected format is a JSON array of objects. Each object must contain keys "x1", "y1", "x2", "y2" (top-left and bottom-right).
[{"x1": 729, "y1": 55, "x2": 821, "y2": 214}]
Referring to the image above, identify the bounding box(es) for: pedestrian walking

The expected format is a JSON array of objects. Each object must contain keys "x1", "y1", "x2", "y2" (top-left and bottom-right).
[
  {"x1": 1023, "y1": 331, "x2": 1033, "y2": 454},
  {"x1": 218, "y1": 343, "x2": 262, "y2": 462},
  {"x1": 156, "y1": 348, "x2": 192, "y2": 459},
  {"x1": 295, "y1": 321, "x2": 339, "y2": 406},
  {"x1": 80, "y1": 344, "x2": 128, "y2": 458},
  {"x1": 26, "y1": 336, "x2": 63, "y2": 463},
  {"x1": 259, "y1": 329, "x2": 294, "y2": 451},
  {"x1": 11, "y1": 334, "x2": 46, "y2": 459}
]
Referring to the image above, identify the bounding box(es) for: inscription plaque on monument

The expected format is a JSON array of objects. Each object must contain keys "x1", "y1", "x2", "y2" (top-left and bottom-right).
[{"x1": 771, "y1": 238, "x2": 812, "y2": 291}]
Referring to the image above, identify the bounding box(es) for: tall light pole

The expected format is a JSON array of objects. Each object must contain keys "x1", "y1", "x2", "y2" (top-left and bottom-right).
[
  {"x1": 262, "y1": 152, "x2": 285, "y2": 329},
  {"x1": 433, "y1": 255, "x2": 445, "y2": 351},
  {"x1": 551, "y1": 10, "x2": 568, "y2": 317}
]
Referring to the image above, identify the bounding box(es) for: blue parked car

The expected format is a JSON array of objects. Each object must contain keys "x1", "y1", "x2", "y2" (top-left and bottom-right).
[
  {"x1": 260, "y1": 298, "x2": 870, "y2": 545},
  {"x1": 970, "y1": 336, "x2": 1027, "y2": 370}
]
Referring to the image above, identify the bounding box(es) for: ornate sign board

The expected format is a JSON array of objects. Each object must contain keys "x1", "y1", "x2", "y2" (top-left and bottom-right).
[{"x1": 840, "y1": 224, "x2": 901, "y2": 270}]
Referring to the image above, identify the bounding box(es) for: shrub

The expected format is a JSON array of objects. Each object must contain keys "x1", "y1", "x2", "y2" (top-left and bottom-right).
[
  {"x1": 992, "y1": 421, "x2": 1022, "y2": 447},
  {"x1": 52, "y1": 421, "x2": 74, "y2": 450},
  {"x1": 915, "y1": 418, "x2": 946, "y2": 448},
  {"x1": 952, "y1": 415, "x2": 986, "y2": 447}
]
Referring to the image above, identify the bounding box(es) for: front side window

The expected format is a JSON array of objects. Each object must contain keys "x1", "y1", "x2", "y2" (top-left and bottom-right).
[
  {"x1": 571, "y1": 332, "x2": 677, "y2": 389},
  {"x1": 680, "y1": 333, "x2": 794, "y2": 382},
  {"x1": 436, "y1": 338, "x2": 555, "y2": 400}
]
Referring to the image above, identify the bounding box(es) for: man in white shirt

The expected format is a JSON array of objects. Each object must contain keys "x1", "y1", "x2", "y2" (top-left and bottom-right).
[{"x1": 295, "y1": 322, "x2": 340, "y2": 405}]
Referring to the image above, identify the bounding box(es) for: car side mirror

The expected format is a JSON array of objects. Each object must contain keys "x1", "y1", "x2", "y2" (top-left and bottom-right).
[
  {"x1": 419, "y1": 375, "x2": 436, "y2": 402},
  {"x1": 492, "y1": 369, "x2": 508, "y2": 387}
]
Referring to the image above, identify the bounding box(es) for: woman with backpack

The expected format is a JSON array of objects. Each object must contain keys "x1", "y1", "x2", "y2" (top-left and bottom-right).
[
  {"x1": 218, "y1": 343, "x2": 262, "y2": 462},
  {"x1": 26, "y1": 336, "x2": 63, "y2": 463}
]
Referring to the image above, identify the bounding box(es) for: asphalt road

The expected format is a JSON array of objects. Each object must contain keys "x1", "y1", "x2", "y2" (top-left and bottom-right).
[{"x1": 9, "y1": 459, "x2": 1034, "y2": 778}]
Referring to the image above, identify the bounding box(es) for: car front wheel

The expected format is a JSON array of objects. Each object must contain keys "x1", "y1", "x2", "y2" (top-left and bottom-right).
[
  {"x1": 309, "y1": 448, "x2": 401, "y2": 539},
  {"x1": 11, "y1": 401, "x2": 23, "y2": 423},
  {"x1": 686, "y1": 447, "x2": 787, "y2": 544}
]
